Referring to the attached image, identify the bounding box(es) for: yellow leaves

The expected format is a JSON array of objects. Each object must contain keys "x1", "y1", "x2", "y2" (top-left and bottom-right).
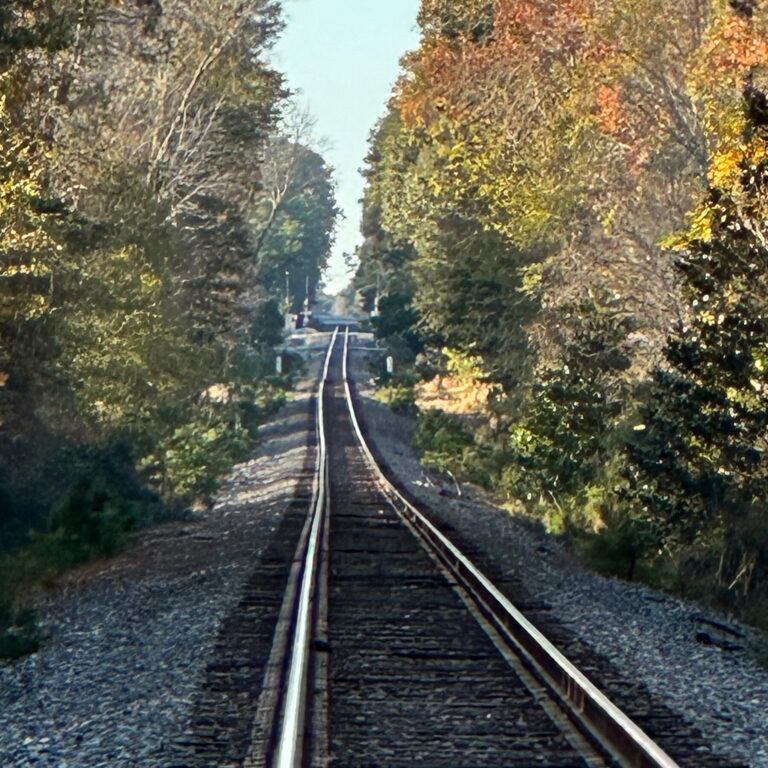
[
  {"x1": 601, "y1": 206, "x2": 617, "y2": 232},
  {"x1": 427, "y1": 176, "x2": 444, "y2": 198},
  {"x1": 674, "y1": 127, "x2": 768, "y2": 244},
  {"x1": 520, "y1": 262, "x2": 544, "y2": 297},
  {"x1": 140, "y1": 271, "x2": 162, "y2": 290},
  {"x1": 444, "y1": 347, "x2": 485, "y2": 381},
  {"x1": 704, "y1": 136, "x2": 768, "y2": 209},
  {"x1": 709, "y1": 142, "x2": 748, "y2": 188},
  {"x1": 681, "y1": 205, "x2": 714, "y2": 243},
  {"x1": 446, "y1": 142, "x2": 466, "y2": 163}
]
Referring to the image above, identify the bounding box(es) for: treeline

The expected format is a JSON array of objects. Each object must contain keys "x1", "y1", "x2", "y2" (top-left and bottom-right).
[
  {"x1": 0, "y1": 0, "x2": 337, "y2": 652},
  {"x1": 356, "y1": 0, "x2": 768, "y2": 626}
]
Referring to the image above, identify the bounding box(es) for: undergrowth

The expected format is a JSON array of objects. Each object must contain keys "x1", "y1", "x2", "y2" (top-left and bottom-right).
[
  {"x1": 374, "y1": 369, "x2": 418, "y2": 416},
  {"x1": 375, "y1": 360, "x2": 768, "y2": 664},
  {"x1": 0, "y1": 471, "x2": 164, "y2": 659}
]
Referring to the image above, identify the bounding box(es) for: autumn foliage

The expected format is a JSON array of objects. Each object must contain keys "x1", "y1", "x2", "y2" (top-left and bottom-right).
[
  {"x1": 0, "y1": 0, "x2": 338, "y2": 652},
  {"x1": 357, "y1": 0, "x2": 768, "y2": 624}
]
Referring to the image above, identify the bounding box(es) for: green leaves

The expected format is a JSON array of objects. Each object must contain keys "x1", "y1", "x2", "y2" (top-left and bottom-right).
[
  {"x1": 353, "y1": 0, "x2": 768, "y2": 621},
  {"x1": 252, "y1": 139, "x2": 338, "y2": 312},
  {"x1": 0, "y1": 1, "x2": 348, "y2": 659},
  {"x1": 415, "y1": 408, "x2": 495, "y2": 489},
  {"x1": 0, "y1": 0, "x2": 310, "y2": 494},
  {"x1": 158, "y1": 405, "x2": 252, "y2": 497},
  {"x1": 629, "y1": 178, "x2": 768, "y2": 544}
]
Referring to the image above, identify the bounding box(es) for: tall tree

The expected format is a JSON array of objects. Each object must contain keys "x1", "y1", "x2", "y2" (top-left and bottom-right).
[
  {"x1": 0, "y1": 0, "x2": 328, "y2": 512},
  {"x1": 251, "y1": 124, "x2": 339, "y2": 312},
  {"x1": 627, "y1": 0, "x2": 768, "y2": 597}
]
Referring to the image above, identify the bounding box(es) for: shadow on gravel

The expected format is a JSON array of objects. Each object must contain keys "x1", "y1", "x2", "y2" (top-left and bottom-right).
[{"x1": 162, "y1": 403, "x2": 317, "y2": 768}]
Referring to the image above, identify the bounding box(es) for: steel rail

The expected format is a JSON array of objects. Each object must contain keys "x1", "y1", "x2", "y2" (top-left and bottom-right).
[
  {"x1": 341, "y1": 327, "x2": 681, "y2": 768},
  {"x1": 272, "y1": 326, "x2": 338, "y2": 768}
]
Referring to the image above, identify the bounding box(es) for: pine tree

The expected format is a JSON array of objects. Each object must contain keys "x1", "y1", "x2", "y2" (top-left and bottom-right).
[{"x1": 628, "y1": 84, "x2": 768, "y2": 596}]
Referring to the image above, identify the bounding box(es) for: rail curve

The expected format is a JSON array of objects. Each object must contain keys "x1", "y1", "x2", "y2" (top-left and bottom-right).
[{"x1": 256, "y1": 326, "x2": 685, "y2": 768}]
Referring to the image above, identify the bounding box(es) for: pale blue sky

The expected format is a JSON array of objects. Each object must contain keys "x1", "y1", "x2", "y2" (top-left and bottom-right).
[{"x1": 271, "y1": 0, "x2": 421, "y2": 293}]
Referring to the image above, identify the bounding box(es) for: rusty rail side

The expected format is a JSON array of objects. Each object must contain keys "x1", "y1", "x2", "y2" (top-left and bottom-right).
[{"x1": 341, "y1": 327, "x2": 681, "y2": 768}]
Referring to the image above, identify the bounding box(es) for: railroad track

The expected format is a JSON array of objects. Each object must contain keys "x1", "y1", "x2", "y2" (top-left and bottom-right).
[{"x1": 175, "y1": 328, "x2": 745, "y2": 768}]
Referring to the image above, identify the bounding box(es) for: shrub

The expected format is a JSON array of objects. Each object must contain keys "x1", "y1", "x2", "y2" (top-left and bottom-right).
[
  {"x1": 0, "y1": 603, "x2": 39, "y2": 660},
  {"x1": 375, "y1": 381, "x2": 417, "y2": 415},
  {"x1": 159, "y1": 413, "x2": 251, "y2": 497},
  {"x1": 416, "y1": 408, "x2": 475, "y2": 457},
  {"x1": 0, "y1": 446, "x2": 164, "y2": 659},
  {"x1": 415, "y1": 408, "x2": 495, "y2": 488},
  {"x1": 47, "y1": 476, "x2": 146, "y2": 559},
  {"x1": 580, "y1": 506, "x2": 661, "y2": 583}
]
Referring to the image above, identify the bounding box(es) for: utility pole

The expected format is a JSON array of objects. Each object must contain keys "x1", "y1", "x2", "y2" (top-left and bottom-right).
[
  {"x1": 284, "y1": 270, "x2": 292, "y2": 332},
  {"x1": 285, "y1": 270, "x2": 290, "y2": 309},
  {"x1": 303, "y1": 275, "x2": 311, "y2": 327},
  {"x1": 371, "y1": 273, "x2": 381, "y2": 318}
]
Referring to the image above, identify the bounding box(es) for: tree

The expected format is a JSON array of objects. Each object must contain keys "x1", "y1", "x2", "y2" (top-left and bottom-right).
[
  {"x1": 0, "y1": 0, "x2": 311, "y2": 512},
  {"x1": 627, "y1": 0, "x2": 768, "y2": 598},
  {"x1": 251, "y1": 127, "x2": 339, "y2": 312}
]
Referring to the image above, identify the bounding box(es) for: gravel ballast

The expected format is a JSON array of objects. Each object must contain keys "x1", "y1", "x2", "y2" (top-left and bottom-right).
[
  {"x1": 2, "y1": 328, "x2": 766, "y2": 767},
  {"x1": 0, "y1": 338, "x2": 330, "y2": 768},
  {"x1": 348, "y1": 335, "x2": 768, "y2": 768}
]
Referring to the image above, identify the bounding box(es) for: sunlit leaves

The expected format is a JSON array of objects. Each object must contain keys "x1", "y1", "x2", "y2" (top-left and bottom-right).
[
  {"x1": 387, "y1": 0, "x2": 711, "y2": 379},
  {"x1": 0, "y1": 0, "x2": 303, "y2": 505}
]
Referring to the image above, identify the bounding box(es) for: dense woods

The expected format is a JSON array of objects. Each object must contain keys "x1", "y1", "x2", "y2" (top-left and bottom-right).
[
  {"x1": 0, "y1": 0, "x2": 337, "y2": 653},
  {"x1": 4, "y1": 0, "x2": 768, "y2": 659},
  {"x1": 356, "y1": 0, "x2": 768, "y2": 627}
]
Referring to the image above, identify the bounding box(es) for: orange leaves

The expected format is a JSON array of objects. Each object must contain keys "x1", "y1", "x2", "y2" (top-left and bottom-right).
[
  {"x1": 696, "y1": 8, "x2": 768, "y2": 93},
  {"x1": 692, "y1": 0, "x2": 768, "y2": 107},
  {"x1": 398, "y1": 86, "x2": 429, "y2": 130},
  {"x1": 597, "y1": 85, "x2": 625, "y2": 135},
  {"x1": 398, "y1": 39, "x2": 463, "y2": 129},
  {"x1": 495, "y1": 0, "x2": 591, "y2": 58},
  {"x1": 399, "y1": 0, "x2": 598, "y2": 132},
  {"x1": 689, "y1": 1, "x2": 768, "y2": 194},
  {"x1": 392, "y1": 0, "x2": 712, "y2": 263},
  {"x1": 715, "y1": 13, "x2": 768, "y2": 72},
  {"x1": 596, "y1": 85, "x2": 653, "y2": 173}
]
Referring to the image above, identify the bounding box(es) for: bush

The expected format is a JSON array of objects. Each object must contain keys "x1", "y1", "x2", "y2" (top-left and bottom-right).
[
  {"x1": 415, "y1": 408, "x2": 495, "y2": 488},
  {"x1": 160, "y1": 416, "x2": 251, "y2": 497},
  {"x1": 47, "y1": 476, "x2": 146, "y2": 559},
  {"x1": 0, "y1": 448, "x2": 164, "y2": 659},
  {"x1": 281, "y1": 350, "x2": 306, "y2": 380},
  {"x1": 416, "y1": 408, "x2": 475, "y2": 457},
  {"x1": 0, "y1": 603, "x2": 39, "y2": 660},
  {"x1": 375, "y1": 381, "x2": 417, "y2": 415},
  {"x1": 580, "y1": 506, "x2": 661, "y2": 583},
  {"x1": 155, "y1": 383, "x2": 287, "y2": 498}
]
